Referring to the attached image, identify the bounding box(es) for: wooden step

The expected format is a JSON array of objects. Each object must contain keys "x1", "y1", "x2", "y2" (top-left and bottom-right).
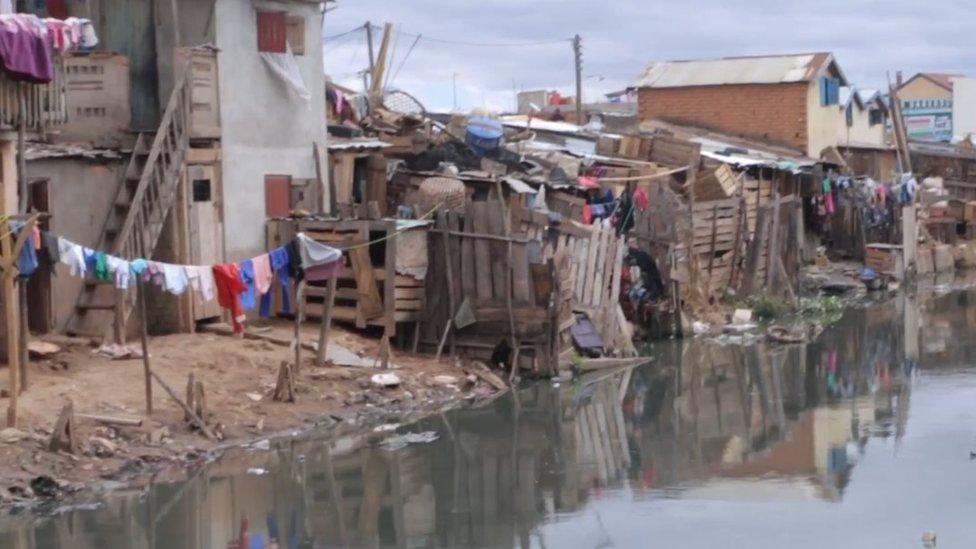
[{"x1": 76, "y1": 303, "x2": 116, "y2": 312}]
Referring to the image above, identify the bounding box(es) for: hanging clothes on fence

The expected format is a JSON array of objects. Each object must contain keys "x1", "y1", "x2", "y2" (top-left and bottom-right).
[
  {"x1": 186, "y1": 265, "x2": 216, "y2": 301},
  {"x1": 260, "y1": 246, "x2": 294, "y2": 317},
  {"x1": 238, "y1": 259, "x2": 258, "y2": 311},
  {"x1": 295, "y1": 233, "x2": 343, "y2": 282},
  {"x1": 106, "y1": 256, "x2": 131, "y2": 289},
  {"x1": 11, "y1": 224, "x2": 38, "y2": 278},
  {"x1": 58, "y1": 238, "x2": 87, "y2": 277},
  {"x1": 213, "y1": 263, "x2": 247, "y2": 334},
  {"x1": 0, "y1": 14, "x2": 54, "y2": 82},
  {"x1": 252, "y1": 253, "x2": 273, "y2": 295}
]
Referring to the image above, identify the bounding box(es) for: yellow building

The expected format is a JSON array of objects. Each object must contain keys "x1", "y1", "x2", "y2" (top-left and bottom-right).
[{"x1": 898, "y1": 73, "x2": 960, "y2": 141}]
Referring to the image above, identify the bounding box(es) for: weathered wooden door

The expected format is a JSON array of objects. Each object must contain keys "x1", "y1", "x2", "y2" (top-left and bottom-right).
[{"x1": 187, "y1": 165, "x2": 223, "y2": 320}]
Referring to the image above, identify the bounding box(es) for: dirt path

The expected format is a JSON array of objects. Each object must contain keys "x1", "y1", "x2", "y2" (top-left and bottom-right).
[{"x1": 0, "y1": 320, "x2": 501, "y2": 506}]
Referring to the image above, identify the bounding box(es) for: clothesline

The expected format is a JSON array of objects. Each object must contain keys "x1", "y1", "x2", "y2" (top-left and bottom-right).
[
  {"x1": 0, "y1": 13, "x2": 98, "y2": 83},
  {"x1": 11, "y1": 223, "x2": 345, "y2": 335}
]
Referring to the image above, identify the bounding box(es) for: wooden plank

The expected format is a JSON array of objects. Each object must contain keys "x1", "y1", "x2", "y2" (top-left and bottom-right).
[
  {"x1": 511, "y1": 237, "x2": 532, "y2": 304},
  {"x1": 609, "y1": 237, "x2": 625, "y2": 310},
  {"x1": 468, "y1": 202, "x2": 494, "y2": 300},
  {"x1": 394, "y1": 287, "x2": 425, "y2": 300},
  {"x1": 590, "y1": 229, "x2": 610, "y2": 307},
  {"x1": 346, "y1": 238, "x2": 384, "y2": 323},
  {"x1": 582, "y1": 228, "x2": 600, "y2": 306},
  {"x1": 485, "y1": 201, "x2": 508, "y2": 300}
]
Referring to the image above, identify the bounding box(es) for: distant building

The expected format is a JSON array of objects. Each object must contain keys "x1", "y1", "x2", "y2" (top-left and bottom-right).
[
  {"x1": 837, "y1": 87, "x2": 888, "y2": 148},
  {"x1": 897, "y1": 72, "x2": 960, "y2": 142},
  {"x1": 634, "y1": 52, "x2": 856, "y2": 158}
]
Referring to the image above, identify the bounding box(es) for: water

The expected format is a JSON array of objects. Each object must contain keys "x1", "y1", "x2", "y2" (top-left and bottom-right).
[{"x1": 4, "y1": 284, "x2": 976, "y2": 548}]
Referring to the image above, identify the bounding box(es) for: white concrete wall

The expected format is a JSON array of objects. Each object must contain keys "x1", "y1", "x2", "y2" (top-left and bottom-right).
[
  {"x1": 837, "y1": 103, "x2": 886, "y2": 147},
  {"x1": 953, "y1": 77, "x2": 976, "y2": 142},
  {"x1": 215, "y1": 0, "x2": 326, "y2": 259},
  {"x1": 806, "y1": 81, "x2": 845, "y2": 158}
]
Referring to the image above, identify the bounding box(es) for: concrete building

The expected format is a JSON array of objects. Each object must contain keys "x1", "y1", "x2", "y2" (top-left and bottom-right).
[
  {"x1": 952, "y1": 77, "x2": 976, "y2": 143},
  {"x1": 635, "y1": 52, "x2": 851, "y2": 158},
  {"x1": 837, "y1": 87, "x2": 888, "y2": 148},
  {"x1": 897, "y1": 72, "x2": 959, "y2": 142},
  {"x1": 14, "y1": 0, "x2": 329, "y2": 335}
]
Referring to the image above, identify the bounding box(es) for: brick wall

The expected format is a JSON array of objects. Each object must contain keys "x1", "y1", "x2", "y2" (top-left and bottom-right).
[{"x1": 638, "y1": 83, "x2": 810, "y2": 152}]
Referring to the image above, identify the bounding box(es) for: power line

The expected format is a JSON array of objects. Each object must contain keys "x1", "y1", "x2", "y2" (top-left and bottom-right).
[
  {"x1": 389, "y1": 33, "x2": 422, "y2": 87},
  {"x1": 323, "y1": 25, "x2": 365, "y2": 41},
  {"x1": 367, "y1": 23, "x2": 570, "y2": 48}
]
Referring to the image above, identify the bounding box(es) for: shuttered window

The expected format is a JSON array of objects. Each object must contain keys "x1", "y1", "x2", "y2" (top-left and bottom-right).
[
  {"x1": 256, "y1": 11, "x2": 287, "y2": 53},
  {"x1": 819, "y1": 77, "x2": 840, "y2": 106},
  {"x1": 264, "y1": 175, "x2": 292, "y2": 217}
]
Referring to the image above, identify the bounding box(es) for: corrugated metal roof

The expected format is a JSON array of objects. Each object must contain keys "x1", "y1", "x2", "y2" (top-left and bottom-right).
[
  {"x1": 635, "y1": 52, "x2": 839, "y2": 89},
  {"x1": 327, "y1": 137, "x2": 390, "y2": 151}
]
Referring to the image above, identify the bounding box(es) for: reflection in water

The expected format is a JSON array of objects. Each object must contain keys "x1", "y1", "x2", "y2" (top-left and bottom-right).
[{"x1": 0, "y1": 287, "x2": 959, "y2": 548}]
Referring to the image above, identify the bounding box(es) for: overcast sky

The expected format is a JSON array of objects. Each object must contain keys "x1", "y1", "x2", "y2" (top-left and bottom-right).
[{"x1": 323, "y1": 0, "x2": 974, "y2": 113}]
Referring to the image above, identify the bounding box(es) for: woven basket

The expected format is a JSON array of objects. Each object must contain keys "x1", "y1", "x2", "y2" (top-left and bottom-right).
[{"x1": 416, "y1": 176, "x2": 467, "y2": 214}]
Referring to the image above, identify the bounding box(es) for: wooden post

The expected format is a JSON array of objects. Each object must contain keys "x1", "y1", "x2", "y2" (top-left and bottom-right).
[
  {"x1": 294, "y1": 281, "x2": 305, "y2": 372},
  {"x1": 315, "y1": 277, "x2": 337, "y2": 366},
  {"x1": 148, "y1": 369, "x2": 215, "y2": 439},
  {"x1": 2, "y1": 267, "x2": 19, "y2": 427},
  {"x1": 170, "y1": 0, "x2": 182, "y2": 48},
  {"x1": 439, "y1": 213, "x2": 457, "y2": 357},
  {"x1": 16, "y1": 84, "x2": 28, "y2": 392},
  {"x1": 137, "y1": 278, "x2": 152, "y2": 414}
]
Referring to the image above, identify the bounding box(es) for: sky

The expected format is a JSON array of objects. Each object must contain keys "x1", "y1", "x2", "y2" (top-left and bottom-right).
[{"x1": 322, "y1": 0, "x2": 974, "y2": 113}]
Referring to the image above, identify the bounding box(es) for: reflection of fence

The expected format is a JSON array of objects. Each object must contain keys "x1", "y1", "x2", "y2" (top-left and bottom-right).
[{"x1": 0, "y1": 57, "x2": 68, "y2": 132}]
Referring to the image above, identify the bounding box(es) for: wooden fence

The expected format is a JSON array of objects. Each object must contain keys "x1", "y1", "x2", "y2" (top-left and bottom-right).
[{"x1": 422, "y1": 199, "x2": 634, "y2": 376}]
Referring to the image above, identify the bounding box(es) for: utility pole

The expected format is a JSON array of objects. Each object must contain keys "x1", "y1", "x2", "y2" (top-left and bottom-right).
[
  {"x1": 453, "y1": 73, "x2": 458, "y2": 111},
  {"x1": 572, "y1": 34, "x2": 583, "y2": 125},
  {"x1": 365, "y1": 21, "x2": 375, "y2": 87}
]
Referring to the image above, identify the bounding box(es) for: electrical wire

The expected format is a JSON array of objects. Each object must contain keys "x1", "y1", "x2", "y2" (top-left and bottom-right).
[
  {"x1": 323, "y1": 25, "x2": 366, "y2": 41},
  {"x1": 367, "y1": 23, "x2": 570, "y2": 48},
  {"x1": 388, "y1": 33, "x2": 422, "y2": 88}
]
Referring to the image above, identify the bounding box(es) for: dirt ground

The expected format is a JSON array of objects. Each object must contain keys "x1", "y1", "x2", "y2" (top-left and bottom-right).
[{"x1": 0, "y1": 320, "x2": 503, "y2": 507}]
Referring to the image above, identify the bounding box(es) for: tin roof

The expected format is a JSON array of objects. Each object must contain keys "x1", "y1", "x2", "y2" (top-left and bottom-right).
[
  {"x1": 635, "y1": 52, "x2": 845, "y2": 89},
  {"x1": 326, "y1": 137, "x2": 390, "y2": 152},
  {"x1": 900, "y1": 72, "x2": 963, "y2": 92}
]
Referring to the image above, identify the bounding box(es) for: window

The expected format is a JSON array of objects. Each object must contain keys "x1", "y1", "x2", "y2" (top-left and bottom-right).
[
  {"x1": 256, "y1": 11, "x2": 287, "y2": 53},
  {"x1": 819, "y1": 77, "x2": 840, "y2": 106},
  {"x1": 869, "y1": 108, "x2": 884, "y2": 126},
  {"x1": 192, "y1": 180, "x2": 212, "y2": 202},
  {"x1": 286, "y1": 16, "x2": 306, "y2": 55},
  {"x1": 845, "y1": 104, "x2": 853, "y2": 127}
]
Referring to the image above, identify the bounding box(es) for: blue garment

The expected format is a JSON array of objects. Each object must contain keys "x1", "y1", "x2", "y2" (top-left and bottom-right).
[
  {"x1": 239, "y1": 259, "x2": 256, "y2": 311},
  {"x1": 12, "y1": 225, "x2": 38, "y2": 278},
  {"x1": 260, "y1": 246, "x2": 292, "y2": 317},
  {"x1": 130, "y1": 258, "x2": 149, "y2": 276},
  {"x1": 84, "y1": 248, "x2": 97, "y2": 275}
]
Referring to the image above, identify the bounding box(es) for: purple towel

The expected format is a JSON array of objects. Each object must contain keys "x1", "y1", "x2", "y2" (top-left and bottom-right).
[{"x1": 0, "y1": 16, "x2": 54, "y2": 83}]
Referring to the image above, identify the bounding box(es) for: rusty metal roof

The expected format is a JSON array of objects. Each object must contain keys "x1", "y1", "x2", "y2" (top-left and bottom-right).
[{"x1": 635, "y1": 52, "x2": 844, "y2": 89}]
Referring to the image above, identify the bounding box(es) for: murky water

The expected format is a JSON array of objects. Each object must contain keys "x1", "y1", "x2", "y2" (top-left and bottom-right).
[{"x1": 4, "y1": 283, "x2": 976, "y2": 548}]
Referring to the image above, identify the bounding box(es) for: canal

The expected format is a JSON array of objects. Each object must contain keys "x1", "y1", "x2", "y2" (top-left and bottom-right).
[{"x1": 3, "y1": 283, "x2": 976, "y2": 548}]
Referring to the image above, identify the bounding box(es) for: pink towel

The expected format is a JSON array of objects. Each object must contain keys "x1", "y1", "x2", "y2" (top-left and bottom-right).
[{"x1": 252, "y1": 253, "x2": 273, "y2": 294}]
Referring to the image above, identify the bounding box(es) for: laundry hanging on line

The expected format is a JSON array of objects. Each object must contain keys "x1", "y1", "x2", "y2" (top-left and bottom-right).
[{"x1": 14, "y1": 229, "x2": 346, "y2": 328}]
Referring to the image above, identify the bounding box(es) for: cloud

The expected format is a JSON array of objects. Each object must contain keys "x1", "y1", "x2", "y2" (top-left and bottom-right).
[{"x1": 323, "y1": 0, "x2": 975, "y2": 112}]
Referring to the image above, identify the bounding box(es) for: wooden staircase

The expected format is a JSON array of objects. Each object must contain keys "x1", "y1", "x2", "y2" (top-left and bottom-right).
[{"x1": 67, "y1": 68, "x2": 193, "y2": 339}]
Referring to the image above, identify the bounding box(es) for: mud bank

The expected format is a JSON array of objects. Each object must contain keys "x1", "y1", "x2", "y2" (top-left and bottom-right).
[{"x1": 0, "y1": 320, "x2": 506, "y2": 510}]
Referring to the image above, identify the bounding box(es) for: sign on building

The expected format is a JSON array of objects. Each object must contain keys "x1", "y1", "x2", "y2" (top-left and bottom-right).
[{"x1": 903, "y1": 98, "x2": 953, "y2": 141}]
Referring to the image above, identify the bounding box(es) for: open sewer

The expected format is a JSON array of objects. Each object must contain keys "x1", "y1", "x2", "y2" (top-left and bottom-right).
[{"x1": 2, "y1": 284, "x2": 975, "y2": 548}]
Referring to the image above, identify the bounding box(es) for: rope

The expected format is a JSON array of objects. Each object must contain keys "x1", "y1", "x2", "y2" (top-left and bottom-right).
[
  {"x1": 337, "y1": 201, "x2": 443, "y2": 251},
  {"x1": 591, "y1": 165, "x2": 690, "y2": 183}
]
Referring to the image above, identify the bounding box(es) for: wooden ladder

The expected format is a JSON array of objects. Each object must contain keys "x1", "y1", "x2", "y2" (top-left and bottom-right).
[{"x1": 67, "y1": 67, "x2": 193, "y2": 339}]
